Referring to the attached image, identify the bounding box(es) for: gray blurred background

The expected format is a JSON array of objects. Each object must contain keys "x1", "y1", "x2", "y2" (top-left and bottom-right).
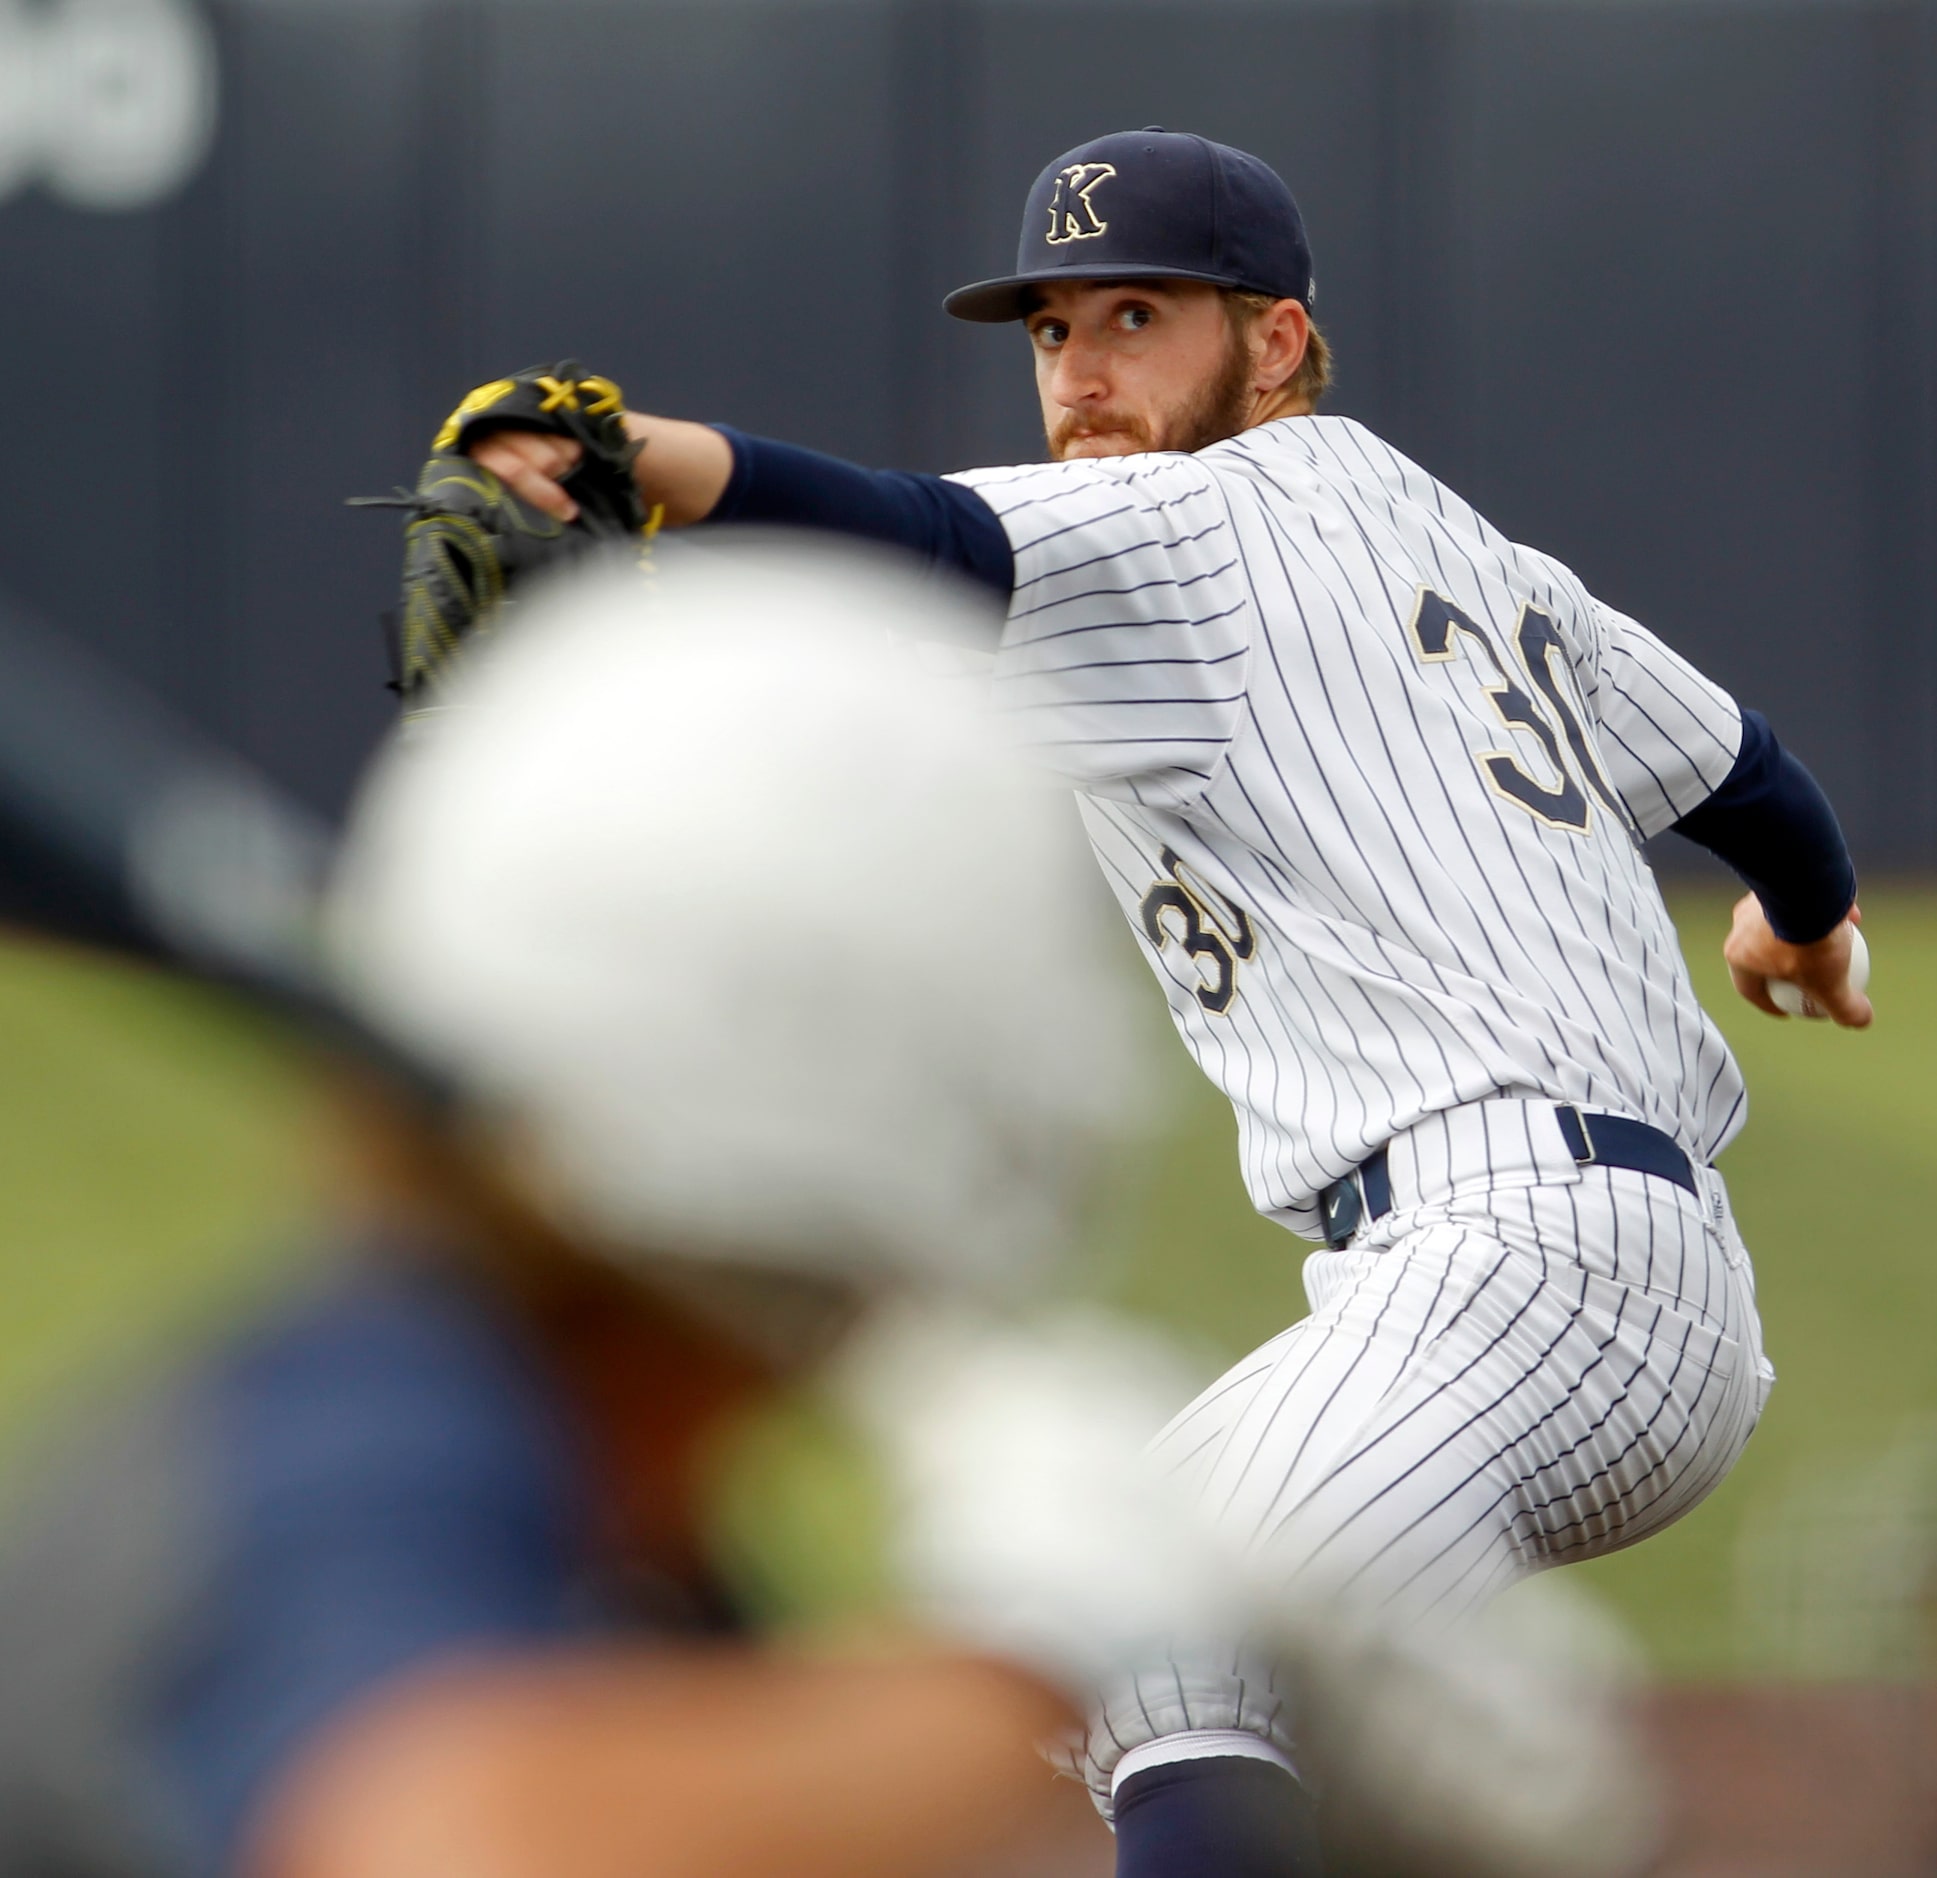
[{"x1": 2, "y1": 0, "x2": 1932, "y2": 851}]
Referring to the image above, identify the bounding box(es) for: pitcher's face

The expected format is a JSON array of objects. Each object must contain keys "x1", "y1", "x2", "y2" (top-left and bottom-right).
[{"x1": 1026, "y1": 279, "x2": 1254, "y2": 459}]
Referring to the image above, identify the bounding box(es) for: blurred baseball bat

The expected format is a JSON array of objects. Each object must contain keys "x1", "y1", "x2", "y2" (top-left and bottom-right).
[
  {"x1": 0, "y1": 588, "x2": 444, "y2": 1098},
  {"x1": 0, "y1": 589, "x2": 329, "y2": 972}
]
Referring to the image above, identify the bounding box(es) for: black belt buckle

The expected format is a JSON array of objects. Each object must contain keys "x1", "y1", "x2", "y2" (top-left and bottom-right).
[{"x1": 1320, "y1": 1173, "x2": 1363, "y2": 1250}]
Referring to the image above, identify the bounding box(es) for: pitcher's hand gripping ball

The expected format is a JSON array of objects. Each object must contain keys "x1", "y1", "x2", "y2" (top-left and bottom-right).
[
  {"x1": 1769, "y1": 923, "x2": 1869, "y2": 1018},
  {"x1": 352, "y1": 363, "x2": 657, "y2": 706}
]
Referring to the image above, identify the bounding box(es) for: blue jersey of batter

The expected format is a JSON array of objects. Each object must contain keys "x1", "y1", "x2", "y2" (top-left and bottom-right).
[{"x1": 0, "y1": 1240, "x2": 731, "y2": 1878}]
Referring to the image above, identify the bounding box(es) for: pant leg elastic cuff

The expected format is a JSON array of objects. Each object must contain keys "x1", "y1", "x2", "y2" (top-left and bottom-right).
[{"x1": 1110, "y1": 1728, "x2": 1300, "y2": 1802}]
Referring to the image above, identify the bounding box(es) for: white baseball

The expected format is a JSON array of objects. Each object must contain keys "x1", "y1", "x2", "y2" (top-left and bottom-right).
[{"x1": 1768, "y1": 924, "x2": 1868, "y2": 1019}]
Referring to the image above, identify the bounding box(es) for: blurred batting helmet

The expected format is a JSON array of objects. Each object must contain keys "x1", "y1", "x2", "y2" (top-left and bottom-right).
[{"x1": 327, "y1": 538, "x2": 1143, "y2": 1298}]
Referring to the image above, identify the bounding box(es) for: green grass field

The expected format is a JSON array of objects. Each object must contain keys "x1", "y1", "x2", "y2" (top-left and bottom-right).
[{"x1": 0, "y1": 885, "x2": 1929, "y2": 1677}]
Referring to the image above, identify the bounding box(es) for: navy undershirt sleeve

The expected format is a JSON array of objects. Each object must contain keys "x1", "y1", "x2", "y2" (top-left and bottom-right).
[
  {"x1": 1669, "y1": 709, "x2": 1856, "y2": 944},
  {"x1": 706, "y1": 426, "x2": 1015, "y2": 599}
]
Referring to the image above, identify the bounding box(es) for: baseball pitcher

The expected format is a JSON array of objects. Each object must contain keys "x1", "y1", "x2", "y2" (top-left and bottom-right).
[{"x1": 388, "y1": 128, "x2": 1870, "y2": 1878}]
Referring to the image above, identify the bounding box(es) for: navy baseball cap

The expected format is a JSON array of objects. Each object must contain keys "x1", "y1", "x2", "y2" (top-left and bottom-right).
[{"x1": 944, "y1": 128, "x2": 1313, "y2": 323}]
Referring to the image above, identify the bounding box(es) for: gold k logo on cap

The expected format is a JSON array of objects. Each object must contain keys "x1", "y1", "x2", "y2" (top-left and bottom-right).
[{"x1": 1044, "y1": 162, "x2": 1116, "y2": 244}]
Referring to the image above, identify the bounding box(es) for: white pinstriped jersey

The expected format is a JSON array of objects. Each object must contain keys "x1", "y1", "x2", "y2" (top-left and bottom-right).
[{"x1": 950, "y1": 415, "x2": 1747, "y2": 1242}]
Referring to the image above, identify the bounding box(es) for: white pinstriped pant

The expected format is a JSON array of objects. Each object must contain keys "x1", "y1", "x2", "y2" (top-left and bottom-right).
[{"x1": 1082, "y1": 1099, "x2": 1773, "y2": 1806}]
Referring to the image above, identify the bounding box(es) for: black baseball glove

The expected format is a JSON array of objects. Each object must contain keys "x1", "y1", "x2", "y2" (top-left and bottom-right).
[{"x1": 353, "y1": 362, "x2": 657, "y2": 708}]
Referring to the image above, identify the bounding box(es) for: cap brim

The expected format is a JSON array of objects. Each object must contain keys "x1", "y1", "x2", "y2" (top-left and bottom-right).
[{"x1": 943, "y1": 263, "x2": 1252, "y2": 323}]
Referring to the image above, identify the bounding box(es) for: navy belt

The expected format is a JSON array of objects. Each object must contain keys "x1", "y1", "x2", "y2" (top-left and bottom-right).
[{"x1": 1319, "y1": 1105, "x2": 1698, "y2": 1250}]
